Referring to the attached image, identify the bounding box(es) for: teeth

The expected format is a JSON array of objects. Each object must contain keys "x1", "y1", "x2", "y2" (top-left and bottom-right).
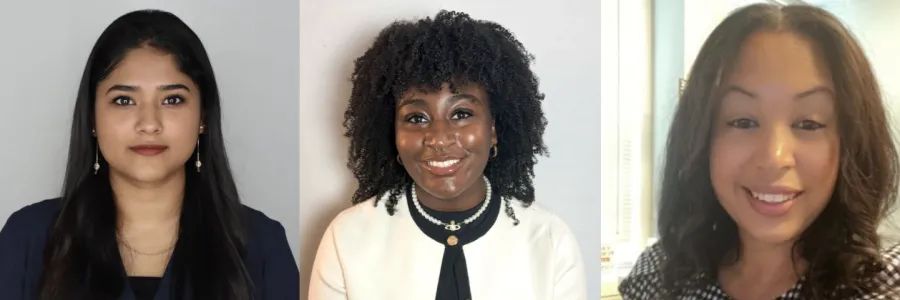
[
  {"x1": 427, "y1": 159, "x2": 460, "y2": 168},
  {"x1": 750, "y1": 191, "x2": 798, "y2": 203}
]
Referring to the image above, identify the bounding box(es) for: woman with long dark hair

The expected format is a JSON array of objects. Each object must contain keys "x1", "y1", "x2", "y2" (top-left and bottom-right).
[
  {"x1": 308, "y1": 10, "x2": 587, "y2": 300},
  {"x1": 0, "y1": 10, "x2": 298, "y2": 300},
  {"x1": 618, "y1": 3, "x2": 900, "y2": 299}
]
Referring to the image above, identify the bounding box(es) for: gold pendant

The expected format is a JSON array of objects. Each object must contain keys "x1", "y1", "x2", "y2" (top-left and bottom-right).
[{"x1": 447, "y1": 235, "x2": 458, "y2": 246}]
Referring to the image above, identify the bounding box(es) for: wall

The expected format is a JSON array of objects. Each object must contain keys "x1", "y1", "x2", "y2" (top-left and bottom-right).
[
  {"x1": 600, "y1": 1, "x2": 654, "y2": 296},
  {"x1": 0, "y1": 0, "x2": 300, "y2": 259},
  {"x1": 299, "y1": 0, "x2": 603, "y2": 298},
  {"x1": 650, "y1": 0, "x2": 685, "y2": 239}
]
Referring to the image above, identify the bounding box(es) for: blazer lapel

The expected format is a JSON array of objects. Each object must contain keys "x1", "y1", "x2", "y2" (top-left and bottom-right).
[
  {"x1": 152, "y1": 267, "x2": 175, "y2": 300},
  {"x1": 118, "y1": 280, "x2": 136, "y2": 300}
]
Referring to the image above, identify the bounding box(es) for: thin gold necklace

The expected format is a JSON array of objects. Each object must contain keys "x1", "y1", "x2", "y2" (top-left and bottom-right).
[{"x1": 116, "y1": 231, "x2": 178, "y2": 256}]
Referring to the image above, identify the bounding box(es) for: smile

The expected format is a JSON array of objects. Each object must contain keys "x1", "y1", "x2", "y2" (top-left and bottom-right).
[
  {"x1": 426, "y1": 159, "x2": 460, "y2": 168},
  {"x1": 421, "y1": 157, "x2": 464, "y2": 176},
  {"x1": 748, "y1": 190, "x2": 800, "y2": 204},
  {"x1": 742, "y1": 186, "x2": 803, "y2": 217}
]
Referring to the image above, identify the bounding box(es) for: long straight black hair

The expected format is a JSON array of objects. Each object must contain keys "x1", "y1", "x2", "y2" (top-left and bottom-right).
[{"x1": 37, "y1": 9, "x2": 253, "y2": 300}]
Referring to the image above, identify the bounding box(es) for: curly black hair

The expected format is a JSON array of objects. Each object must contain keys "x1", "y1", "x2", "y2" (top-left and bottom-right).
[{"x1": 342, "y1": 10, "x2": 548, "y2": 220}]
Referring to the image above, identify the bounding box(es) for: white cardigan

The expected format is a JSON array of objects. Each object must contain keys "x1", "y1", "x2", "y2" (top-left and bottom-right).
[{"x1": 308, "y1": 193, "x2": 587, "y2": 300}]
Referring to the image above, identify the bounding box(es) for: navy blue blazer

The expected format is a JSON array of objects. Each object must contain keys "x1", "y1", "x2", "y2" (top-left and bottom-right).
[{"x1": 0, "y1": 198, "x2": 299, "y2": 300}]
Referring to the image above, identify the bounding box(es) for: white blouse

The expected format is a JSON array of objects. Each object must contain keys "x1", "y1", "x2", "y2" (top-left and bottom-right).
[{"x1": 308, "y1": 193, "x2": 587, "y2": 300}]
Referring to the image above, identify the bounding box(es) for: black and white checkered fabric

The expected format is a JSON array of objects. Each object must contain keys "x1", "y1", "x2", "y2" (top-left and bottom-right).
[{"x1": 618, "y1": 242, "x2": 900, "y2": 299}]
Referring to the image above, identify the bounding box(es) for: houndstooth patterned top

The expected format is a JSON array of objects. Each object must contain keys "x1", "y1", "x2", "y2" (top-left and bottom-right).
[{"x1": 618, "y1": 242, "x2": 900, "y2": 299}]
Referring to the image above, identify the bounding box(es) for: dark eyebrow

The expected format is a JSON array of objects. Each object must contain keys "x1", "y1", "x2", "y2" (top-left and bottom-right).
[
  {"x1": 448, "y1": 93, "x2": 481, "y2": 104},
  {"x1": 106, "y1": 83, "x2": 191, "y2": 95},
  {"x1": 106, "y1": 84, "x2": 137, "y2": 94},
  {"x1": 158, "y1": 84, "x2": 190, "y2": 92},
  {"x1": 725, "y1": 85, "x2": 833, "y2": 100},
  {"x1": 397, "y1": 93, "x2": 481, "y2": 109},
  {"x1": 794, "y1": 86, "x2": 832, "y2": 100},
  {"x1": 397, "y1": 98, "x2": 426, "y2": 109}
]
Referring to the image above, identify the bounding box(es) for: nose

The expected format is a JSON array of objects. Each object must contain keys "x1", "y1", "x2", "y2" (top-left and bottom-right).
[
  {"x1": 135, "y1": 103, "x2": 162, "y2": 135},
  {"x1": 424, "y1": 119, "x2": 456, "y2": 149},
  {"x1": 754, "y1": 124, "x2": 796, "y2": 171}
]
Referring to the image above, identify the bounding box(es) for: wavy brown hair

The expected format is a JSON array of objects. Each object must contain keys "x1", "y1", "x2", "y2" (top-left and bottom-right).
[{"x1": 657, "y1": 3, "x2": 899, "y2": 299}]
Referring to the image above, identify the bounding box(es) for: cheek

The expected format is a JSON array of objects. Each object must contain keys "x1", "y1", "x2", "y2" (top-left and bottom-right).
[
  {"x1": 94, "y1": 112, "x2": 133, "y2": 147},
  {"x1": 797, "y1": 138, "x2": 840, "y2": 191},
  {"x1": 710, "y1": 136, "x2": 749, "y2": 182},
  {"x1": 395, "y1": 130, "x2": 421, "y2": 155},
  {"x1": 457, "y1": 125, "x2": 491, "y2": 150},
  {"x1": 165, "y1": 115, "x2": 201, "y2": 143}
]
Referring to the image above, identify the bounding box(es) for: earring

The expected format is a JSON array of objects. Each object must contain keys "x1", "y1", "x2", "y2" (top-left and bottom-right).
[
  {"x1": 93, "y1": 144, "x2": 100, "y2": 175},
  {"x1": 491, "y1": 145, "x2": 498, "y2": 158},
  {"x1": 195, "y1": 138, "x2": 202, "y2": 172},
  {"x1": 712, "y1": 222, "x2": 718, "y2": 231},
  {"x1": 396, "y1": 155, "x2": 403, "y2": 165}
]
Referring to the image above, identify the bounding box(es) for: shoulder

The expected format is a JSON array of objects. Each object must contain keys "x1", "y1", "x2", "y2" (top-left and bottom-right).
[
  {"x1": 1, "y1": 198, "x2": 61, "y2": 239},
  {"x1": 862, "y1": 242, "x2": 900, "y2": 297},
  {"x1": 506, "y1": 200, "x2": 577, "y2": 242},
  {"x1": 326, "y1": 195, "x2": 391, "y2": 232},
  {"x1": 240, "y1": 204, "x2": 294, "y2": 256},
  {"x1": 617, "y1": 242, "x2": 666, "y2": 297},
  {"x1": 242, "y1": 205, "x2": 288, "y2": 237},
  {"x1": 0, "y1": 198, "x2": 61, "y2": 279}
]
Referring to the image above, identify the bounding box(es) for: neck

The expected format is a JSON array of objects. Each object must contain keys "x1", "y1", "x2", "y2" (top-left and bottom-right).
[
  {"x1": 720, "y1": 232, "x2": 806, "y2": 289},
  {"x1": 110, "y1": 169, "x2": 185, "y2": 229},
  {"x1": 416, "y1": 176, "x2": 487, "y2": 212}
]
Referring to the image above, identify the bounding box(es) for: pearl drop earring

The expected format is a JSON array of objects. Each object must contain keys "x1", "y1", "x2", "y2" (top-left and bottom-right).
[{"x1": 92, "y1": 129, "x2": 100, "y2": 175}]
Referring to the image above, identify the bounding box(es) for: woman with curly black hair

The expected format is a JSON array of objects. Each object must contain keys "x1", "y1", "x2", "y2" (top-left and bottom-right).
[
  {"x1": 618, "y1": 3, "x2": 900, "y2": 299},
  {"x1": 308, "y1": 10, "x2": 587, "y2": 300}
]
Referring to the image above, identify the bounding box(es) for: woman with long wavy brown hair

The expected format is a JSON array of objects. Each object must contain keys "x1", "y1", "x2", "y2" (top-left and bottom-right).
[{"x1": 619, "y1": 3, "x2": 900, "y2": 299}]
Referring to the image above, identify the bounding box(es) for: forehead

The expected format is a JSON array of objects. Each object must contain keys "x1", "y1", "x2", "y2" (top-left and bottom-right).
[
  {"x1": 727, "y1": 31, "x2": 832, "y2": 92},
  {"x1": 102, "y1": 47, "x2": 191, "y2": 84}
]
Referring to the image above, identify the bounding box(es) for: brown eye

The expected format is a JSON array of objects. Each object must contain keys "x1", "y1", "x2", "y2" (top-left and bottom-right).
[
  {"x1": 404, "y1": 113, "x2": 428, "y2": 124},
  {"x1": 726, "y1": 118, "x2": 758, "y2": 129},
  {"x1": 163, "y1": 96, "x2": 184, "y2": 105},
  {"x1": 451, "y1": 110, "x2": 473, "y2": 120},
  {"x1": 113, "y1": 96, "x2": 135, "y2": 106},
  {"x1": 795, "y1": 120, "x2": 825, "y2": 131}
]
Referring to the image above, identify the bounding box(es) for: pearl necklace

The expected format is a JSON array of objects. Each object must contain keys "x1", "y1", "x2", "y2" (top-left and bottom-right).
[{"x1": 411, "y1": 175, "x2": 491, "y2": 232}]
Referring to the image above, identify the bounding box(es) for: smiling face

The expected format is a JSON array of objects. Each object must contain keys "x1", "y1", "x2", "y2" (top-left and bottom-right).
[
  {"x1": 395, "y1": 83, "x2": 497, "y2": 209},
  {"x1": 710, "y1": 31, "x2": 840, "y2": 245},
  {"x1": 94, "y1": 46, "x2": 203, "y2": 185}
]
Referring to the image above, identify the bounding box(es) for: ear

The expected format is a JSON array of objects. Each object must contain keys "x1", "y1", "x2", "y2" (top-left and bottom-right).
[
  {"x1": 199, "y1": 111, "x2": 207, "y2": 134},
  {"x1": 490, "y1": 120, "x2": 497, "y2": 145}
]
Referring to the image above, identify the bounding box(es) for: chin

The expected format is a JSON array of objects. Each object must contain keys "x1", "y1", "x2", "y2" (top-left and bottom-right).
[
  {"x1": 740, "y1": 223, "x2": 804, "y2": 246},
  {"x1": 420, "y1": 178, "x2": 464, "y2": 200},
  {"x1": 113, "y1": 166, "x2": 185, "y2": 184}
]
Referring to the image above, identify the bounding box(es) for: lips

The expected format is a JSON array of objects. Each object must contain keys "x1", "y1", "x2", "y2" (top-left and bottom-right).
[
  {"x1": 743, "y1": 187, "x2": 802, "y2": 217},
  {"x1": 130, "y1": 145, "x2": 168, "y2": 156},
  {"x1": 421, "y1": 157, "x2": 463, "y2": 176},
  {"x1": 748, "y1": 190, "x2": 800, "y2": 203}
]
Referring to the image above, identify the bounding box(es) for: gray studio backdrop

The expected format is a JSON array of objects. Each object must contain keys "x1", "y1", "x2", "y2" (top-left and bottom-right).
[{"x1": 0, "y1": 1, "x2": 299, "y2": 260}]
